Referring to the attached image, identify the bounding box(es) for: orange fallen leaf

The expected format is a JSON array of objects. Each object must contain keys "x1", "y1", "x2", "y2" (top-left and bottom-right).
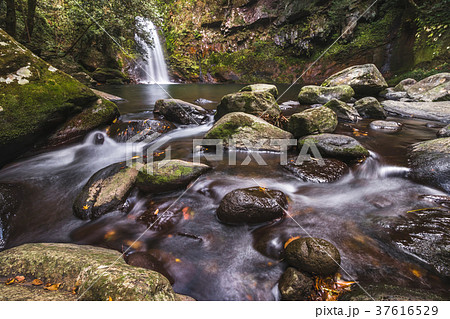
[
  {"x1": 154, "y1": 209, "x2": 159, "y2": 216},
  {"x1": 182, "y1": 207, "x2": 191, "y2": 220},
  {"x1": 284, "y1": 236, "x2": 301, "y2": 248},
  {"x1": 44, "y1": 283, "x2": 61, "y2": 291},
  {"x1": 124, "y1": 240, "x2": 143, "y2": 250},
  {"x1": 108, "y1": 296, "x2": 113, "y2": 301},
  {"x1": 5, "y1": 278, "x2": 15, "y2": 285},
  {"x1": 14, "y1": 275, "x2": 25, "y2": 283},
  {"x1": 32, "y1": 279, "x2": 43, "y2": 286},
  {"x1": 104, "y1": 230, "x2": 116, "y2": 240},
  {"x1": 175, "y1": 258, "x2": 181, "y2": 263},
  {"x1": 83, "y1": 205, "x2": 90, "y2": 210}
]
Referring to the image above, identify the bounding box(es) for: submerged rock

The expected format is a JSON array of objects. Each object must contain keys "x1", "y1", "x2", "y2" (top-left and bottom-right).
[
  {"x1": 407, "y1": 138, "x2": 450, "y2": 192},
  {"x1": 217, "y1": 187, "x2": 287, "y2": 224},
  {"x1": 298, "y1": 133, "x2": 370, "y2": 162},
  {"x1": 354, "y1": 97, "x2": 387, "y2": 119},
  {"x1": 437, "y1": 124, "x2": 450, "y2": 138},
  {"x1": 108, "y1": 118, "x2": 175, "y2": 143},
  {"x1": 298, "y1": 85, "x2": 354, "y2": 104},
  {"x1": 136, "y1": 159, "x2": 210, "y2": 193},
  {"x1": 214, "y1": 91, "x2": 281, "y2": 120},
  {"x1": 282, "y1": 158, "x2": 348, "y2": 183},
  {"x1": 73, "y1": 163, "x2": 139, "y2": 220},
  {"x1": 204, "y1": 112, "x2": 293, "y2": 152},
  {"x1": 0, "y1": 243, "x2": 181, "y2": 301},
  {"x1": 340, "y1": 284, "x2": 444, "y2": 301},
  {"x1": 154, "y1": 99, "x2": 209, "y2": 125},
  {"x1": 240, "y1": 83, "x2": 278, "y2": 98},
  {"x1": 324, "y1": 98, "x2": 361, "y2": 122},
  {"x1": 381, "y1": 100, "x2": 450, "y2": 123},
  {"x1": 279, "y1": 267, "x2": 314, "y2": 301},
  {"x1": 322, "y1": 64, "x2": 388, "y2": 96},
  {"x1": 125, "y1": 252, "x2": 174, "y2": 284},
  {"x1": 370, "y1": 120, "x2": 403, "y2": 132},
  {"x1": 284, "y1": 237, "x2": 341, "y2": 276},
  {"x1": 406, "y1": 73, "x2": 450, "y2": 102},
  {"x1": 287, "y1": 107, "x2": 338, "y2": 138},
  {"x1": 0, "y1": 28, "x2": 99, "y2": 167}
]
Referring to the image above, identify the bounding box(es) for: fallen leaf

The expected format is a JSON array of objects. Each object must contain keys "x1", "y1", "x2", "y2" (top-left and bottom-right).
[
  {"x1": 5, "y1": 278, "x2": 15, "y2": 285},
  {"x1": 44, "y1": 283, "x2": 61, "y2": 291},
  {"x1": 124, "y1": 240, "x2": 143, "y2": 250},
  {"x1": 83, "y1": 205, "x2": 90, "y2": 210},
  {"x1": 284, "y1": 236, "x2": 301, "y2": 248},
  {"x1": 154, "y1": 209, "x2": 159, "y2": 216},
  {"x1": 175, "y1": 258, "x2": 181, "y2": 263},
  {"x1": 32, "y1": 279, "x2": 43, "y2": 286},
  {"x1": 108, "y1": 296, "x2": 113, "y2": 301},
  {"x1": 14, "y1": 275, "x2": 25, "y2": 283}
]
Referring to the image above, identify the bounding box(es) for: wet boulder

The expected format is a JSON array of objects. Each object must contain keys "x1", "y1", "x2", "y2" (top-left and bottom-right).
[
  {"x1": 299, "y1": 134, "x2": 370, "y2": 162},
  {"x1": 240, "y1": 83, "x2": 278, "y2": 98},
  {"x1": 381, "y1": 100, "x2": 450, "y2": 123},
  {"x1": 204, "y1": 112, "x2": 293, "y2": 152},
  {"x1": 321, "y1": 64, "x2": 388, "y2": 96},
  {"x1": 287, "y1": 107, "x2": 338, "y2": 138},
  {"x1": 298, "y1": 85, "x2": 354, "y2": 104},
  {"x1": 324, "y1": 99, "x2": 361, "y2": 122},
  {"x1": 0, "y1": 183, "x2": 22, "y2": 249},
  {"x1": 108, "y1": 118, "x2": 175, "y2": 143},
  {"x1": 437, "y1": 124, "x2": 450, "y2": 138},
  {"x1": 340, "y1": 284, "x2": 444, "y2": 301},
  {"x1": 125, "y1": 252, "x2": 174, "y2": 284},
  {"x1": 282, "y1": 157, "x2": 348, "y2": 183},
  {"x1": 214, "y1": 91, "x2": 281, "y2": 120},
  {"x1": 0, "y1": 28, "x2": 99, "y2": 167},
  {"x1": 0, "y1": 243, "x2": 181, "y2": 300},
  {"x1": 73, "y1": 163, "x2": 139, "y2": 220},
  {"x1": 407, "y1": 137, "x2": 450, "y2": 192},
  {"x1": 136, "y1": 159, "x2": 210, "y2": 193},
  {"x1": 394, "y1": 78, "x2": 417, "y2": 92},
  {"x1": 369, "y1": 120, "x2": 403, "y2": 132},
  {"x1": 217, "y1": 187, "x2": 288, "y2": 224},
  {"x1": 354, "y1": 97, "x2": 387, "y2": 119},
  {"x1": 284, "y1": 237, "x2": 341, "y2": 276},
  {"x1": 406, "y1": 73, "x2": 450, "y2": 102},
  {"x1": 279, "y1": 267, "x2": 314, "y2": 301},
  {"x1": 154, "y1": 99, "x2": 209, "y2": 125}
]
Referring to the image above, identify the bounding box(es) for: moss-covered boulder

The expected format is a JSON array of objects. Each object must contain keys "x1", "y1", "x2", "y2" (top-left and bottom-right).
[
  {"x1": 407, "y1": 138, "x2": 450, "y2": 192},
  {"x1": 340, "y1": 285, "x2": 444, "y2": 301},
  {"x1": 217, "y1": 187, "x2": 287, "y2": 225},
  {"x1": 154, "y1": 99, "x2": 209, "y2": 125},
  {"x1": 278, "y1": 267, "x2": 314, "y2": 301},
  {"x1": 299, "y1": 133, "x2": 370, "y2": 162},
  {"x1": 73, "y1": 163, "x2": 139, "y2": 220},
  {"x1": 136, "y1": 159, "x2": 210, "y2": 193},
  {"x1": 355, "y1": 97, "x2": 387, "y2": 119},
  {"x1": 215, "y1": 91, "x2": 281, "y2": 120},
  {"x1": 240, "y1": 84, "x2": 278, "y2": 98},
  {"x1": 322, "y1": 64, "x2": 388, "y2": 96},
  {"x1": 406, "y1": 73, "x2": 450, "y2": 102},
  {"x1": 0, "y1": 243, "x2": 181, "y2": 301},
  {"x1": 324, "y1": 98, "x2": 361, "y2": 122},
  {"x1": 0, "y1": 28, "x2": 99, "y2": 166},
  {"x1": 287, "y1": 107, "x2": 338, "y2": 138},
  {"x1": 108, "y1": 118, "x2": 175, "y2": 143},
  {"x1": 284, "y1": 237, "x2": 341, "y2": 276},
  {"x1": 381, "y1": 101, "x2": 450, "y2": 123},
  {"x1": 46, "y1": 98, "x2": 119, "y2": 147},
  {"x1": 204, "y1": 112, "x2": 293, "y2": 152},
  {"x1": 92, "y1": 68, "x2": 130, "y2": 85},
  {"x1": 298, "y1": 85, "x2": 354, "y2": 104}
]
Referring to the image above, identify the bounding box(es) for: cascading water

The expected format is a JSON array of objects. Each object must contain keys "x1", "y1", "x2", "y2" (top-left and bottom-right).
[{"x1": 134, "y1": 17, "x2": 171, "y2": 84}]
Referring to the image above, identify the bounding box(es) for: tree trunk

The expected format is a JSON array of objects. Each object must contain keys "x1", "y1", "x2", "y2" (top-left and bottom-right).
[
  {"x1": 25, "y1": 0, "x2": 37, "y2": 40},
  {"x1": 5, "y1": 0, "x2": 16, "y2": 38}
]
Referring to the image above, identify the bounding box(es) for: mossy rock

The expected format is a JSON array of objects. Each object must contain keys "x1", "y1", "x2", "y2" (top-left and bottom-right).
[
  {"x1": 239, "y1": 84, "x2": 278, "y2": 98},
  {"x1": 324, "y1": 98, "x2": 361, "y2": 122},
  {"x1": 154, "y1": 99, "x2": 209, "y2": 125},
  {"x1": 0, "y1": 243, "x2": 182, "y2": 301},
  {"x1": 215, "y1": 91, "x2": 281, "y2": 120},
  {"x1": 92, "y1": 68, "x2": 130, "y2": 84},
  {"x1": 108, "y1": 118, "x2": 175, "y2": 143},
  {"x1": 299, "y1": 133, "x2": 370, "y2": 162},
  {"x1": 0, "y1": 28, "x2": 98, "y2": 166},
  {"x1": 355, "y1": 97, "x2": 387, "y2": 119},
  {"x1": 406, "y1": 73, "x2": 450, "y2": 102},
  {"x1": 298, "y1": 85, "x2": 354, "y2": 104},
  {"x1": 381, "y1": 101, "x2": 450, "y2": 123},
  {"x1": 340, "y1": 284, "x2": 445, "y2": 301},
  {"x1": 135, "y1": 160, "x2": 211, "y2": 193},
  {"x1": 204, "y1": 112, "x2": 293, "y2": 152},
  {"x1": 278, "y1": 267, "x2": 314, "y2": 301},
  {"x1": 287, "y1": 107, "x2": 338, "y2": 138}
]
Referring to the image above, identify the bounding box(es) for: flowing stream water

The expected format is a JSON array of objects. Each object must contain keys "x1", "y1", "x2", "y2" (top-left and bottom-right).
[{"x1": 0, "y1": 84, "x2": 449, "y2": 300}]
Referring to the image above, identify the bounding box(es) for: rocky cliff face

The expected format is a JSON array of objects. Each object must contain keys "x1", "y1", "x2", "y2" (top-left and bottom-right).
[{"x1": 162, "y1": 0, "x2": 449, "y2": 84}]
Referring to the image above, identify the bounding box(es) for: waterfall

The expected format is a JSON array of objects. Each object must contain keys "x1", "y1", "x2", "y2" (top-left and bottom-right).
[{"x1": 134, "y1": 17, "x2": 171, "y2": 84}]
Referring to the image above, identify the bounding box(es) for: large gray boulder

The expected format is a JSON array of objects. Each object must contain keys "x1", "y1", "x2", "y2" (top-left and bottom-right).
[
  {"x1": 0, "y1": 243, "x2": 182, "y2": 301},
  {"x1": 154, "y1": 99, "x2": 209, "y2": 125},
  {"x1": 204, "y1": 112, "x2": 293, "y2": 152},
  {"x1": 298, "y1": 85, "x2": 354, "y2": 104},
  {"x1": 287, "y1": 107, "x2": 338, "y2": 138},
  {"x1": 322, "y1": 64, "x2": 388, "y2": 96},
  {"x1": 406, "y1": 73, "x2": 450, "y2": 102},
  {"x1": 407, "y1": 137, "x2": 450, "y2": 192},
  {"x1": 324, "y1": 98, "x2": 361, "y2": 122},
  {"x1": 355, "y1": 97, "x2": 387, "y2": 119},
  {"x1": 382, "y1": 100, "x2": 450, "y2": 123},
  {"x1": 215, "y1": 91, "x2": 281, "y2": 120}
]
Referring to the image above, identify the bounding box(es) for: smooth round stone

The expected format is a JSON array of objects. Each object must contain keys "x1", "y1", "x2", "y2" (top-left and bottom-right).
[
  {"x1": 283, "y1": 158, "x2": 348, "y2": 183},
  {"x1": 370, "y1": 120, "x2": 403, "y2": 132},
  {"x1": 284, "y1": 237, "x2": 341, "y2": 276}
]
